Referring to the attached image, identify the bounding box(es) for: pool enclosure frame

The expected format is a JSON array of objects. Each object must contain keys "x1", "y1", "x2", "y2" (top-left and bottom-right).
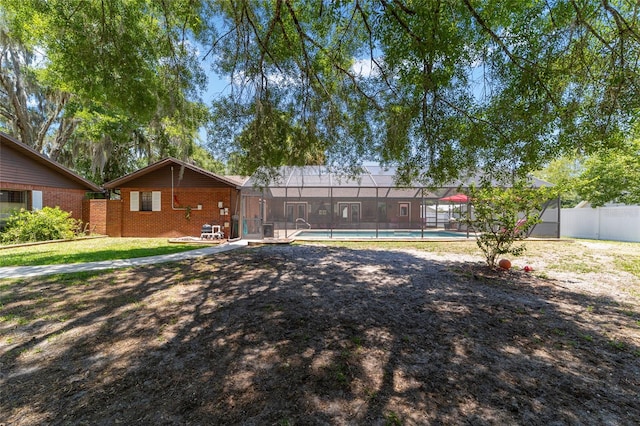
[{"x1": 240, "y1": 166, "x2": 560, "y2": 239}]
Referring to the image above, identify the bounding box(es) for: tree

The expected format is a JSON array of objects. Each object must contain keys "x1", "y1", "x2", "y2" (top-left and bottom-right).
[
  {"x1": 3, "y1": 1, "x2": 639, "y2": 185},
  {"x1": 573, "y1": 139, "x2": 640, "y2": 207},
  {"x1": 0, "y1": 25, "x2": 76, "y2": 153},
  {"x1": 535, "y1": 156, "x2": 583, "y2": 208},
  {"x1": 209, "y1": 97, "x2": 327, "y2": 176},
  {"x1": 462, "y1": 181, "x2": 557, "y2": 268},
  {"x1": 0, "y1": 0, "x2": 210, "y2": 180},
  {"x1": 203, "y1": 1, "x2": 640, "y2": 183}
]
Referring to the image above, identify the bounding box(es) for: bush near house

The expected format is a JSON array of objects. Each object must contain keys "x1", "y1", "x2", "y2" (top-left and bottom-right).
[{"x1": 0, "y1": 207, "x2": 80, "y2": 245}]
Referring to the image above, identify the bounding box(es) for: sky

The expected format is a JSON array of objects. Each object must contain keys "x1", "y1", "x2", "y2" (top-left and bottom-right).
[{"x1": 197, "y1": 64, "x2": 228, "y2": 144}]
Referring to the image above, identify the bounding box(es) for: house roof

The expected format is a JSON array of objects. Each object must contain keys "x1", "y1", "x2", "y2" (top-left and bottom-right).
[
  {"x1": 243, "y1": 165, "x2": 552, "y2": 189},
  {"x1": 0, "y1": 132, "x2": 102, "y2": 192},
  {"x1": 103, "y1": 157, "x2": 244, "y2": 189},
  {"x1": 223, "y1": 175, "x2": 251, "y2": 186}
]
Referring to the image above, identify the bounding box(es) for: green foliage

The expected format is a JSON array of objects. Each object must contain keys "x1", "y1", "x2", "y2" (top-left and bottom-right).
[
  {"x1": 4, "y1": 1, "x2": 640, "y2": 184},
  {"x1": 462, "y1": 181, "x2": 557, "y2": 268},
  {"x1": 4, "y1": 0, "x2": 206, "y2": 119},
  {"x1": 535, "y1": 157, "x2": 583, "y2": 207},
  {"x1": 206, "y1": 1, "x2": 640, "y2": 184},
  {"x1": 536, "y1": 138, "x2": 640, "y2": 207},
  {"x1": 190, "y1": 144, "x2": 226, "y2": 174},
  {"x1": 210, "y1": 98, "x2": 328, "y2": 175},
  {"x1": 0, "y1": 207, "x2": 79, "y2": 244},
  {"x1": 573, "y1": 139, "x2": 640, "y2": 207},
  {"x1": 0, "y1": 0, "x2": 210, "y2": 181}
]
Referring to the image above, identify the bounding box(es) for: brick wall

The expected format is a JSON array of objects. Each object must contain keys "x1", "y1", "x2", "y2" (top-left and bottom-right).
[
  {"x1": 82, "y1": 199, "x2": 107, "y2": 235},
  {"x1": 106, "y1": 200, "x2": 123, "y2": 237},
  {"x1": 116, "y1": 187, "x2": 237, "y2": 238},
  {"x1": 43, "y1": 189, "x2": 87, "y2": 220},
  {"x1": 82, "y1": 199, "x2": 90, "y2": 225},
  {"x1": 1, "y1": 183, "x2": 87, "y2": 221}
]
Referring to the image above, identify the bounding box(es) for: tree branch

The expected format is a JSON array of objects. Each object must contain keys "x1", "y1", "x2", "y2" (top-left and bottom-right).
[
  {"x1": 283, "y1": 0, "x2": 382, "y2": 110},
  {"x1": 602, "y1": 0, "x2": 640, "y2": 44},
  {"x1": 355, "y1": 1, "x2": 397, "y2": 96},
  {"x1": 462, "y1": 0, "x2": 562, "y2": 112},
  {"x1": 379, "y1": 0, "x2": 424, "y2": 44},
  {"x1": 570, "y1": 0, "x2": 613, "y2": 51}
]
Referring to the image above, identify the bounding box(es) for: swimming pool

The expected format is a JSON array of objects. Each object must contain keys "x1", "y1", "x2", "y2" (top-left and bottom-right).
[{"x1": 294, "y1": 229, "x2": 473, "y2": 239}]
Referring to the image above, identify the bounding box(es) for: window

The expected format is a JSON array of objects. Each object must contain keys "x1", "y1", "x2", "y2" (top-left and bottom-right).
[
  {"x1": 317, "y1": 203, "x2": 328, "y2": 216},
  {"x1": 285, "y1": 202, "x2": 307, "y2": 222},
  {"x1": 338, "y1": 202, "x2": 360, "y2": 222},
  {"x1": 1, "y1": 190, "x2": 28, "y2": 225},
  {"x1": 141, "y1": 191, "x2": 153, "y2": 211},
  {"x1": 130, "y1": 191, "x2": 161, "y2": 212},
  {"x1": 0, "y1": 190, "x2": 27, "y2": 204},
  {"x1": 399, "y1": 202, "x2": 410, "y2": 217}
]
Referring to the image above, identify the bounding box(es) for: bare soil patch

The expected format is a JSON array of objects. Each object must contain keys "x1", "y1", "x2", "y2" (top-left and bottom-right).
[{"x1": 1, "y1": 242, "x2": 639, "y2": 425}]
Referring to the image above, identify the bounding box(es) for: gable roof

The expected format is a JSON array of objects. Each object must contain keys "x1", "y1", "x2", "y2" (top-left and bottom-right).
[
  {"x1": 103, "y1": 157, "x2": 244, "y2": 189},
  {"x1": 0, "y1": 132, "x2": 102, "y2": 192}
]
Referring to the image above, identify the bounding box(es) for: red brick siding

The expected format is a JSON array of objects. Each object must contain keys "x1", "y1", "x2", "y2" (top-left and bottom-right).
[
  {"x1": 82, "y1": 199, "x2": 91, "y2": 227},
  {"x1": 118, "y1": 187, "x2": 237, "y2": 238},
  {"x1": 83, "y1": 199, "x2": 107, "y2": 235},
  {"x1": 106, "y1": 200, "x2": 123, "y2": 237},
  {"x1": 1, "y1": 183, "x2": 86, "y2": 221},
  {"x1": 43, "y1": 189, "x2": 87, "y2": 220}
]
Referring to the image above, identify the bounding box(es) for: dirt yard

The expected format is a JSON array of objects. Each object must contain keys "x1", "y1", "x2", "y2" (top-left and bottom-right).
[{"x1": 1, "y1": 241, "x2": 639, "y2": 425}]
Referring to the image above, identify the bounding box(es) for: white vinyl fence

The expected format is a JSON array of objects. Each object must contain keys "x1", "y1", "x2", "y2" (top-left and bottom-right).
[{"x1": 561, "y1": 206, "x2": 640, "y2": 242}]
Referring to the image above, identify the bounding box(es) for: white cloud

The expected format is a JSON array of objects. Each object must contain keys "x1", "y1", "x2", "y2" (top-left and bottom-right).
[{"x1": 350, "y1": 57, "x2": 382, "y2": 78}]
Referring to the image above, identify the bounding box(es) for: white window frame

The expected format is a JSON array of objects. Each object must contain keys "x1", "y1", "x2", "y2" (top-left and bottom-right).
[{"x1": 130, "y1": 190, "x2": 161, "y2": 212}]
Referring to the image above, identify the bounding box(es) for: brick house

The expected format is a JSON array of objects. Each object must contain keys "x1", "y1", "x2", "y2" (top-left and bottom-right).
[
  {"x1": 103, "y1": 158, "x2": 245, "y2": 238},
  {"x1": 0, "y1": 132, "x2": 102, "y2": 228}
]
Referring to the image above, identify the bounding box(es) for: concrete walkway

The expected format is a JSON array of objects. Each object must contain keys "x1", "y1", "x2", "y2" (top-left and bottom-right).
[{"x1": 0, "y1": 240, "x2": 249, "y2": 280}]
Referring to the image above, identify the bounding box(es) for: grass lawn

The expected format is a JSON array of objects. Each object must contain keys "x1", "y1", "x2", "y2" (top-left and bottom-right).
[
  {"x1": 0, "y1": 237, "x2": 204, "y2": 267},
  {"x1": 301, "y1": 239, "x2": 640, "y2": 278}
]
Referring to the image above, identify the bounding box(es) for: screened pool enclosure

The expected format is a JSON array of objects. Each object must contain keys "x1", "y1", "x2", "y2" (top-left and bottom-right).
[{"x1": 240, "y1": 166, "x2": 560, "y2": 239}]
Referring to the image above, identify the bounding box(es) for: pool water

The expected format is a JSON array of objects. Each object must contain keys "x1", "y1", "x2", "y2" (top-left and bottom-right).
[{"x1": 294, "y1": 229, "x2": 472, "y2": 239}]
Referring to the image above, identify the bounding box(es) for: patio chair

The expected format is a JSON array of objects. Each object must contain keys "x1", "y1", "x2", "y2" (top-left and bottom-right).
[
  {"x1": 212, "y1": 226, "x2": 224, "y2": 239},
  {"x1": 201, "y1": 224, "x2": 224, "y2": 239},
  {"x1": 200, "y1": 224, "x2": 213, "y2": 239}
]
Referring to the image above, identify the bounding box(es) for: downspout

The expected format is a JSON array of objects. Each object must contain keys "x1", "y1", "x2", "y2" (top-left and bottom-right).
[{"x1": 170, "y1": 166, "x2": 189, "y2": 211}]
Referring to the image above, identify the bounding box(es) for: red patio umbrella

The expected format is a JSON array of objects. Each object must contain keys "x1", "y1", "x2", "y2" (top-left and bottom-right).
[
  {"x1": 439, "y1": 193, "x2": 470, "y2": 227},
  {"x1": 439, "y1": 193, "x2": 469, "y2": 203}
]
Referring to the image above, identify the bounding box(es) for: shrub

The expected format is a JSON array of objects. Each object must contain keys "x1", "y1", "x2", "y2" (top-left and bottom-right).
[
  {"x1": 461, "y1": 181, "x2": 557, "y2": 268},
  {"x1": 0, "y1": 207, "x2": 79, "y2": 244}
]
